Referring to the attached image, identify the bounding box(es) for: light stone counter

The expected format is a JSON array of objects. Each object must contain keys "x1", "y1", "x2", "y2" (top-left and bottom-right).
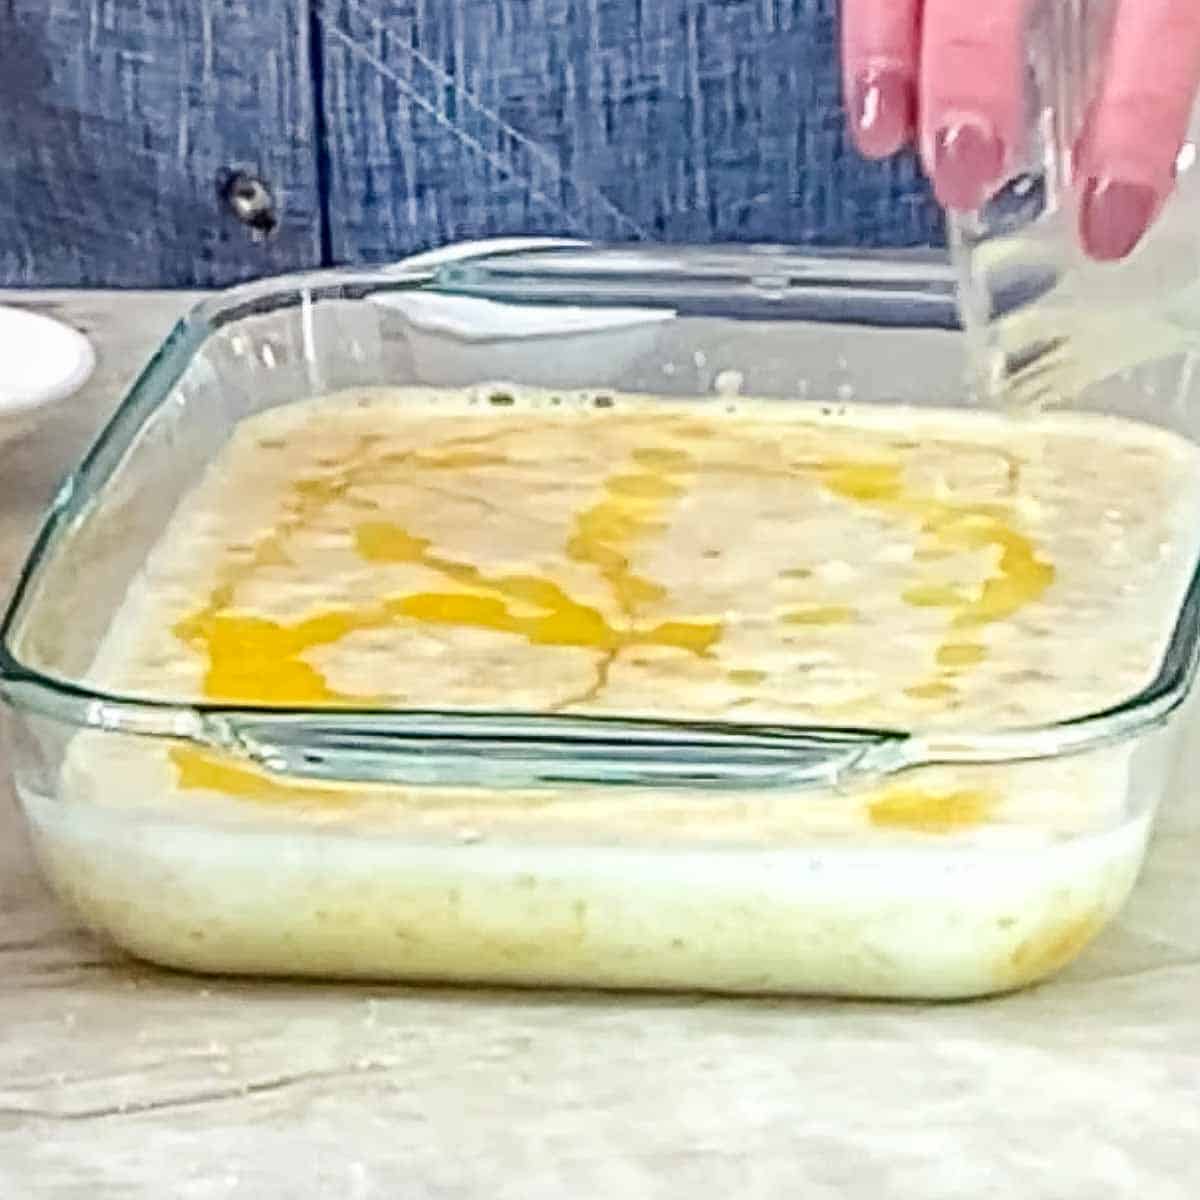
[{"x1": 0, "y1": 292, "x2": 1197, "y2": 1199}]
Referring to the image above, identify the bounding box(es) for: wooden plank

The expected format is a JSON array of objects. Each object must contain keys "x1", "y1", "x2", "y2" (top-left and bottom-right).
[
  {"x1": 317, "y1": 0, "x2": 941, "y2": 265},
  {"x1": 0, "y1": 1, "x2": 321, "y2": 287}
]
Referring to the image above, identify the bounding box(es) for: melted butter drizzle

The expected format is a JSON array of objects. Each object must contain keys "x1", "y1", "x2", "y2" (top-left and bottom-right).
[
  {"x1": 814, "y1": 458, "x2": 1055, "y2": 699},
  {"x1": 170, "y1": 410, "x2": 1057, "y2": 829},
  {"x1": 174, "y1": 424, "x2": 721, "y2": 709}
]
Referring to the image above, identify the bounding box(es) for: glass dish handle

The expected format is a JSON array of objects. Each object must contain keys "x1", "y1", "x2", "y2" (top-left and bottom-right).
[{"x1": 203, "y1": 713, "x2": 909, "y2": 792}]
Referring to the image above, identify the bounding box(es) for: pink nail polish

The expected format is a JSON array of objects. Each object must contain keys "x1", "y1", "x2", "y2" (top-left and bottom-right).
[
  {"x1": 849, "y1": 67, "x2": 913, "y2": 160},
  {"x1": 1080, "y1": 178, "x2": 1158, "y2": 262},
  {"x1": 932, "y1": 122, "x2": 1004, "y2": 211}
]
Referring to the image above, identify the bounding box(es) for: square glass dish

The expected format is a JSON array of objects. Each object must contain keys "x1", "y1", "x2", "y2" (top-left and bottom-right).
[{"x1": 4, "y1": 240, "x2": 1200, "y2": 1000}]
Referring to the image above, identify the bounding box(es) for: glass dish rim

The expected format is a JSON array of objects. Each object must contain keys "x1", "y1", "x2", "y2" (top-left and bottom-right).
[{"x1": 1, "y1": 240, "x2": 1196, "y2": 782}]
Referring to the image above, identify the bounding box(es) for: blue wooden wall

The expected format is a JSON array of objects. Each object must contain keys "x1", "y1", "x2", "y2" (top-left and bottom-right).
[{"x1": 0, "y1": 0, "x2": 940, "y2": 288}]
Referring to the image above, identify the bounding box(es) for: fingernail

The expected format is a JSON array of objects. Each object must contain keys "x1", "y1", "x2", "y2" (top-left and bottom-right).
[
  {"x1": 849, "y1": 67, "x2": 913, "y2": 159},
  {"x1": 932, "y1": 121, "x2": 1005, "y2": 211},
  {"x1": 1080, "y1": 178, "x2": 1158, "y2": 262}
]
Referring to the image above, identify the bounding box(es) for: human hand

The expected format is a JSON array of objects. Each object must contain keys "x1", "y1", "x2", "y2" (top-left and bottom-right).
[{"x1": 842, "y1": 1, "x2": 1200, "y2": 260}]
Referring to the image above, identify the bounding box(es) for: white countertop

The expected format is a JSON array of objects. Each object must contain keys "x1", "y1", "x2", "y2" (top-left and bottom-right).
[{"x1": 1, "y1": 292, "x2": 1198, "y2": 1199}]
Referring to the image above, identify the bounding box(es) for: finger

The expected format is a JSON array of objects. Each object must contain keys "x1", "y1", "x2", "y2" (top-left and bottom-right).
[
  {"x1": 841, "y1": 0, "x2": 920, "y2": 159},
  {"x1": 918, "y1": 0, "x2": 1031, "y2": 211},
  {"x1": 1077, "y1": 0, "x2": 1200, "y2": 261}
]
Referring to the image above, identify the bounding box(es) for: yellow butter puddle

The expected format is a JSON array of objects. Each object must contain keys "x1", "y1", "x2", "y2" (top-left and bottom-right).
[{"x1": 866, "y1": 785, "x2": 997, "y2": 835}]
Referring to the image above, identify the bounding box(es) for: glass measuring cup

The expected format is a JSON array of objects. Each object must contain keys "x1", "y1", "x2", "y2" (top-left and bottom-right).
[{"x1": 952, "y1": 0, "x2": 1200, "y2": 418}]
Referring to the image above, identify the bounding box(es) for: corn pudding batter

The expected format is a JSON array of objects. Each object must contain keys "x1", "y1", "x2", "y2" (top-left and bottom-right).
[{"x1": 27, "y1": 386, "x2": 1200, "y2": 996}]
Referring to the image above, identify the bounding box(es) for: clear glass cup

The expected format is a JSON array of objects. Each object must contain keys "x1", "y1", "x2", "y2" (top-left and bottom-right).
[{"x1": 952, "y1": 0, "x2": 1200, "y2": 413}]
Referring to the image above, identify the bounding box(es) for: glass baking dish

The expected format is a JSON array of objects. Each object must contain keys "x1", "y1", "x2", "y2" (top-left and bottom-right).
[{"x1": 4, "y1": 240, "x2": 1200, "y2": 1000}]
